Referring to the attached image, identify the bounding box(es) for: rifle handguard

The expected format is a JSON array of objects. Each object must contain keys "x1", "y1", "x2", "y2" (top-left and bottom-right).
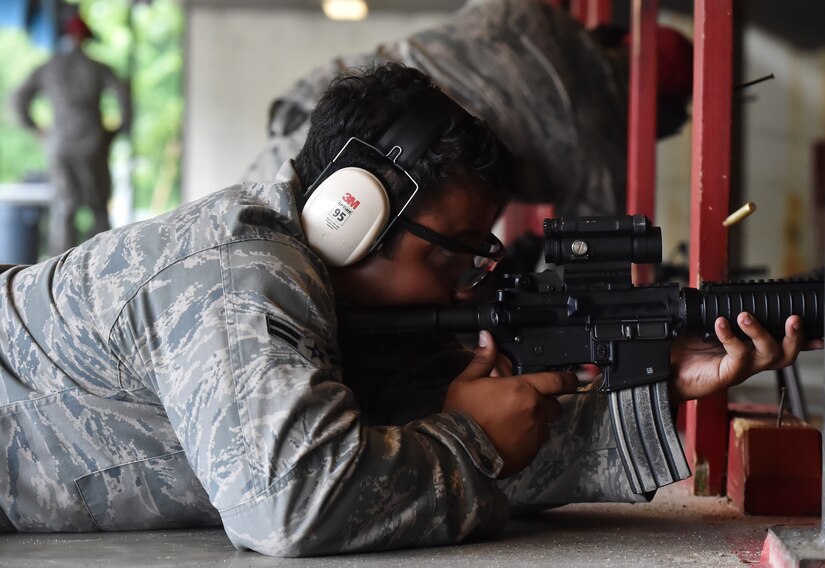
[{"x1": 683, "y1": 279, "x2": 822, "y2": 340}]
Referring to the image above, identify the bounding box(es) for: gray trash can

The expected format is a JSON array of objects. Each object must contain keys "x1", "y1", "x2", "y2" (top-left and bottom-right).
[
  {"x1": 0, "y1": 183, "x2": 52, "y2": 266},
  {"x1": 0, "y1": 203, "x2": 43, "y2": 264}
]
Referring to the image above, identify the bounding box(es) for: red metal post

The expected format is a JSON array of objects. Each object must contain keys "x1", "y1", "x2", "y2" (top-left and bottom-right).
[
  {"x1": 569, "y1": 0, "x2": 588, "y2": 23},
  {"x1": 499, "y1": 202, "x2": 555, "y2": 246},
  {"x1": 570, "y1": 0, "x2": 612, "y2": 28},
  {"x1": 684, "y1": 0, "x2": 734, "y2": 496},
  {"x1": 586, "y1": 0, "x2": 613, "y2": 29},
  {"x1": 626, "y1": 0, "x2": 657, "y2": 284},
  {"x1": 626, "y1": 0, "x2": 658, "y2": 220}
]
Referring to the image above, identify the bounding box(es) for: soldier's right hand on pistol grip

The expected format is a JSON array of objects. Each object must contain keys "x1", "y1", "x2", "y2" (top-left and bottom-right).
[{"x1": 442, "y1": 330, "x2": 578, "y2": 478}]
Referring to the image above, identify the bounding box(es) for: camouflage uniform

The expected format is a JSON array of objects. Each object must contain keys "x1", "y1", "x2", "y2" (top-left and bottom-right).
[
  {"x1": 0, "y1": 162, "x2": 644, "y2": 555},
  {"x1": 245, "y1": 0, "x2": 628, "y2": 216}
]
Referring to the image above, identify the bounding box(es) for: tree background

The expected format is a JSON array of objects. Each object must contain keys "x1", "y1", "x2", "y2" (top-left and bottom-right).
[{"x1": 0, "y1": 0, "x2": 184, "y2": 220}]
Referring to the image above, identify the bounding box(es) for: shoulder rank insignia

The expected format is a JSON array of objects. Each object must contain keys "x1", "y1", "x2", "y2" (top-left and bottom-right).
[{"x1": 265, "y1": 313, "x2": 329, "y2": 367}]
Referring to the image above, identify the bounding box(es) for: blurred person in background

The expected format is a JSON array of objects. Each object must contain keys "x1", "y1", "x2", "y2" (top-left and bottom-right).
[
  {"x1": 14, "y1": 14, "x2": 131, "y2": 256},
  {"x1": 245, "y1": 0, "x2": 693, "y2": 219}
]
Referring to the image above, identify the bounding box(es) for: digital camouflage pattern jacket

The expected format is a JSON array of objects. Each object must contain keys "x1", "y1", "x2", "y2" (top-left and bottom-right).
[{"x1": 0, "y1": 162, "x2": 644, "y2": 556}]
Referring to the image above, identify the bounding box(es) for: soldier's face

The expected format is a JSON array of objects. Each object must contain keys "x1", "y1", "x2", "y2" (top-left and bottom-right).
[{"x1": 329, "y1": 178, "x2": 502, "y2": 306}]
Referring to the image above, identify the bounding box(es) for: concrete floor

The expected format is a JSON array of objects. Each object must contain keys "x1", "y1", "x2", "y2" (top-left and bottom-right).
[
  {"x1": 0, "y1": 484, "x2": 818, "y2": 568},
  {"x1": 1, "y1": 352, "x2": 822, "y2": 567}
]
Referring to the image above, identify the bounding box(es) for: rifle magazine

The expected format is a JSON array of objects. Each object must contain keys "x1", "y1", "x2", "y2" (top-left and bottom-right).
[{"x1": 608, "y1": 381, "x2": 691, "y2": 494}]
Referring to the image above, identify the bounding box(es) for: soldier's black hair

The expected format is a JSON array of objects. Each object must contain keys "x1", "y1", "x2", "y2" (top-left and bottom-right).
[{"x1": 293, "y1": 63, "x2": 518, "y2": 230}]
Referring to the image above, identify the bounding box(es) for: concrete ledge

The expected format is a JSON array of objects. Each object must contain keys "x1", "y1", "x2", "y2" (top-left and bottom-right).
[{"x1": 761, "y1": 526, "x2": 825, "y2": 568}]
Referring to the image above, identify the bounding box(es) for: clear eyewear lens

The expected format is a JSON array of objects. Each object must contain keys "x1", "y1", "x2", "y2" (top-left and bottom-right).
[
  {"x1": 437, "y1": 234, "x2": 503, "y2": 292},
  {"x1": 398, "y1": 216, "x2": 505, "y2": 292}
]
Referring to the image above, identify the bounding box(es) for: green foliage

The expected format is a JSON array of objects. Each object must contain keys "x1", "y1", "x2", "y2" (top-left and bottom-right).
[
  {"x1": 129, "y1": 0, "x2": 185, "y2": 213},
  {"x1": 0, "y1": 0, "x2": 184, "y2": 215}
]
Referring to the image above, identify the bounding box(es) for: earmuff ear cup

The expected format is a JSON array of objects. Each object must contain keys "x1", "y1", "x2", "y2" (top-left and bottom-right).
[{"x1": 301, "y1": 167, "x2": 391, "y2": 267}]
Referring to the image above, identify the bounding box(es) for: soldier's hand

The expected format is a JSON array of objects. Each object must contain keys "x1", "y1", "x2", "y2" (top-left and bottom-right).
[
  {"x1": 442, "y1": 331, "x2": 578, "y2": 478},
  {"x1": 671, "y1": 313, "x2": 823, "y2": 401}
]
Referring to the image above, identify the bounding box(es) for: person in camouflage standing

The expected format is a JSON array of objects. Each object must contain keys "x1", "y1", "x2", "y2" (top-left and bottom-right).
[
  {"x1": 0, "y1": 64, "x2": 811, "y2": 556},
  {"x1": 14, "y1": 15, "x2": 132, "y2": 256}
]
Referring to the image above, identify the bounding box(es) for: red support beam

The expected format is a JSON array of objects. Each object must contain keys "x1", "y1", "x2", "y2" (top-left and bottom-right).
[
  {"x1": 499, "y1": 202, "x2": 555, "y2": 246},
  {"x1": 585, "y1": 0, "x2": 613, "y2": 29},
  {"x1": 626, "y1": 0, "x2": 658, "y2": 284},
  {"x1": 569, "y1": 0, "x2": 588, "y2": 24},
  {"x1": 570, "y1": 0, "x2": 613, "y2": 28},
  {"x1": 626, "y1": 0, "x2": 658, "y2": 220},
  {"x1": 684, "y1": 0, "x2": 734, "y2": 497}
]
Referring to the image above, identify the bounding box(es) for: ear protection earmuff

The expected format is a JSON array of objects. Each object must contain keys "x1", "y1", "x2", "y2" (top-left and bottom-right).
[{"x1": 300, "y1": 89, "x2": 469, "y2": 267}]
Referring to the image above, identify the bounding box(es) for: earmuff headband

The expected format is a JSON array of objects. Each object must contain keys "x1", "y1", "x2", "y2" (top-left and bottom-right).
[{"x1": 375, "y1": 89, "x2": 469, "y2": 170}]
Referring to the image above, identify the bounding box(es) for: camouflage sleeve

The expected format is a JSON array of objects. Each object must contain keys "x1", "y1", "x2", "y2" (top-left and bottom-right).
[
  {"x1": 115, "y1": 237, "x2": 509, "y2": 556},
  {"x1": 498, "y1": 387, "x2": 653, "y2": 510}
]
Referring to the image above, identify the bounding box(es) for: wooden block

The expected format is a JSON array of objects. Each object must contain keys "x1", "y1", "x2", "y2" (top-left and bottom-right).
[{"x1": 727, "y1": 413, "x2": 821, "y2": 516}]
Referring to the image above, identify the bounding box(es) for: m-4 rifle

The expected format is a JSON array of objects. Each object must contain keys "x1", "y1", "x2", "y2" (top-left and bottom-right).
[{"x1": 341, "y1": 215, "x2": 823, "y2": 494}]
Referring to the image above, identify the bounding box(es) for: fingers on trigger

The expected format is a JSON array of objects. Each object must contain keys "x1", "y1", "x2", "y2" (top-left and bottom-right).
[
  {"x1": 561, "y1": 371, "x2": 579, "y2": 392},
  {"x1": 522, "y1": 371, "x2": 577, "y2": 396}
]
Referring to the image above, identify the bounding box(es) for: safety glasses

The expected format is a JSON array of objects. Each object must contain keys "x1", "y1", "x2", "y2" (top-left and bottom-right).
[{"x1": 396, "y1": 216, "x2": 505, "y2": 292}]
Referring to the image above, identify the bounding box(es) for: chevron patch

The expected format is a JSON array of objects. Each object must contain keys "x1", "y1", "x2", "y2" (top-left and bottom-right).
[{"x1": 265, "y1": 314, "x2": 329, "y2": 367}]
